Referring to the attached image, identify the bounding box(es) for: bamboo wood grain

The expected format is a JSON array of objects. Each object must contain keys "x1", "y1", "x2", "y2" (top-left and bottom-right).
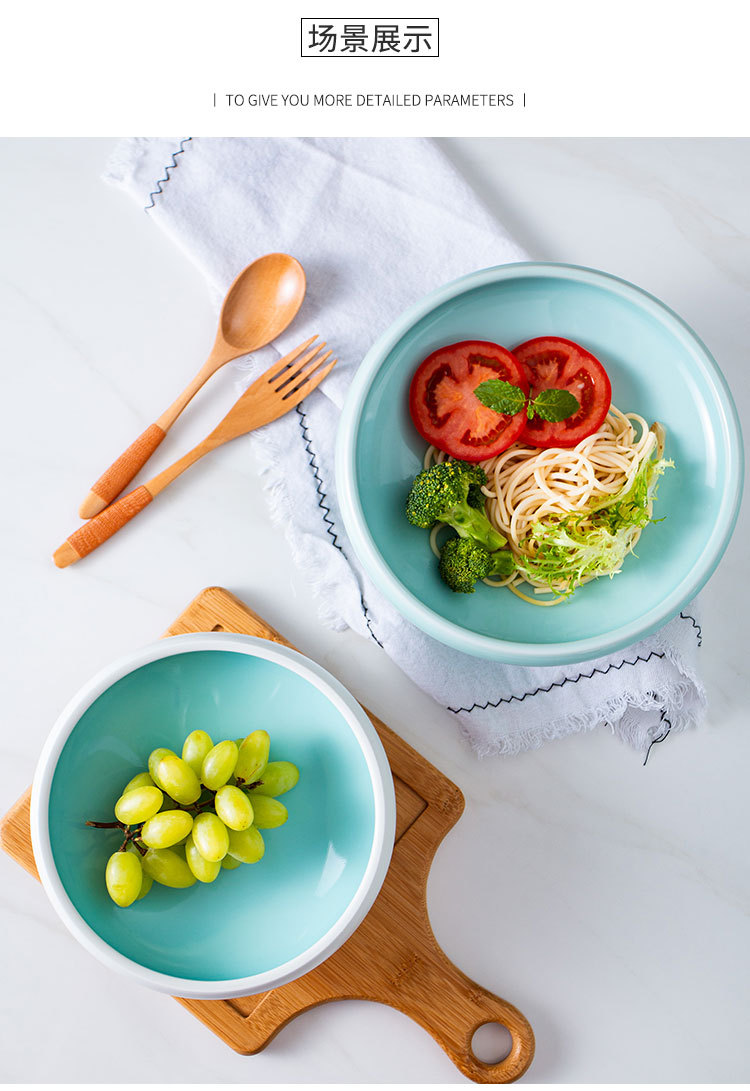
[
  {"x1": 79, "y1": 254, "x2": 306, "y2": 518},
  {"x1": 54, "y1": 339, "x2": 335, "y2": 567},
  {"x1": 0, "y1": 587, "x2": 534, "y2": 1083}
]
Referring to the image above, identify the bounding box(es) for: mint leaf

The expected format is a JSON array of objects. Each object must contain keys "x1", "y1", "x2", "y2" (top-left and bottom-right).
[
  {"x1": 531, "y1": 388, "x2": 580, "y2": 423},
  {"x1": 475, "y1": 381, "x2": 580, "y2": 424},
  {"x1": 474, "y1": 380, "x2": 526, "y2": 417}
]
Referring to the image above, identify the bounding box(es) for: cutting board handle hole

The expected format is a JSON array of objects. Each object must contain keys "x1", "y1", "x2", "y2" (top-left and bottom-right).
[
  {"x1": 211, "y1": 624, "x2": 225, "y2": 631},
  {"x1": 470, "y1": 1022, "x2": 513, "y2": 1065}
]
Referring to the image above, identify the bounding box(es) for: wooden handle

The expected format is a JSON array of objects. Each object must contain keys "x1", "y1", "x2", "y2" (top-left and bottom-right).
[
  {"x1": 388, "y1": 945, "x2": 535, "y2": 1083},
  {"x1": 53, "y1": 486, "x2": 153, "y2": 567},
  {"x1": 79, "y1": 423, "x2": 166, "y2": 519}
]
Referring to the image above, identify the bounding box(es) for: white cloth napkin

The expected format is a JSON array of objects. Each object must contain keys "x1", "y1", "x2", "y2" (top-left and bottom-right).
[{"x1": 105, "y1": 136, "x2": 706, "y2": 756}]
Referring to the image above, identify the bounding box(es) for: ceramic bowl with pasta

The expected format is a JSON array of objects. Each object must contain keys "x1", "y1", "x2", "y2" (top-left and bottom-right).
[{"x1": 335, "y1": 263, "x2": 743, "y2": 665}]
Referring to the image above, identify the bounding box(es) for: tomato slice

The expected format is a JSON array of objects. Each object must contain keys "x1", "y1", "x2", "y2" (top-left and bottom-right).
[
  {"x1": 514, "y1": 336, "x2": 612, "y2": 448},
  {"x1": 409, "y1": 340, "x2": 529, "y2": 462}
]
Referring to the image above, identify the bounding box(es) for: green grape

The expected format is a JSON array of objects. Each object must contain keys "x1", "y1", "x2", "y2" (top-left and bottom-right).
[
  {"x1": 148, "y1": 747, "x2": 176, "y2": 782},
  {"x1": 122, "y1": 771, "x2": 155, "y2": 793},
  {"x1": 105, "y1": 850, "x2": 143, "y2": 907},
  {"x1": 140, "y1": 810, "x2": 194, "y2": 849},
  {"x1": 247, "y1": 795, "x2": 288, "y2": 829},
  {"x1": 201, "y1": 741, "x2": 239, "y2": 791},
  {"x1": 214, "y1": 785, "x2": 254, "y2": 831},
  {"x1": 234, "y1": 730, "x2": 270, "y2": 785},
  {"x1": 151, "y1": 752, "x2": 201, "y2": 805},
  {"x1": 114, "y1": 785, "x2": 163, "y2": 825},
  {"x1": 95, "y1": 732, "x2": 297, "y2": 903},
  {"x1": 185, "y1": 835, "x2": 221, "y2": 883},
  {"x1": 227, "y1": 825, "x2": 265, "y2": 864},
  {"x1": 142, "y1": 847, "x2": 197, "y2": 888},
  {"x1": 248, "y1": 761, "x2": 299, "y2": 798},
  {"x1": 181, "y1": 730, "x2": 214, "y2": 777},
  {"x1": 127, "y1": 846, "x2": 153, "y2": 900},
  {"x1": 192, "y1": 811, "x2": 229, "y2": 861},
  {"x1": 136, "y1": 870, "x2": 153, "y2": 899}
]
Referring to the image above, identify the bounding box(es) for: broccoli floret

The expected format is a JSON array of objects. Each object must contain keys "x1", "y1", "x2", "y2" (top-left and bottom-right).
[
  {"x1": 438, "y1": 537, "x2": 516, "y2": 594},
  {"x1": 467, "y1": 482, "x2": 486, "y2": 510},
  {"x1": 406, "y1": 461, "x2": 506, "y2": 552},
  {"x1": 438, "y1": 537, "x2": 491, "y2": 593}
]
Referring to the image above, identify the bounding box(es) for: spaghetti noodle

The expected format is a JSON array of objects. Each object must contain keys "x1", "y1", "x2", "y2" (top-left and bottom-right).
[{"x1": 425, "y1": 407, "x2": 666, "y2": 604}]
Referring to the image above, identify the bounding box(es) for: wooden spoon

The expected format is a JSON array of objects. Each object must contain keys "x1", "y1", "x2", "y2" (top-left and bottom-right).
[
  {"x1": 78, "y1": 253, "x2": 306, "y2": 519},
  {"x1": 54, "y1": 337, "x2": 335, "y2": 568}
]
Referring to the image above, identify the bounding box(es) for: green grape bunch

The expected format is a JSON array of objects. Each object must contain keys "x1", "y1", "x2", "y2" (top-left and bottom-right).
[{"x1": 86, "y1": 729, "x2": 300, "y2": 907}]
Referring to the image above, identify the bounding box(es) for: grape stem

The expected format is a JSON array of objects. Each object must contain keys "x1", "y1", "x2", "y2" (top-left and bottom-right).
[
  {"x1": 180, "y1": 792, "x2": 220, "y2": 814},
  {"x1": 86, "y1": 819, "x2": 147, "y2": 857},
  {"x1": 87, "y1": 778, "x2": 255, "y2": 849},
  {"x1": 192, "y1": 798, "x2": 217, "y2": 813}
]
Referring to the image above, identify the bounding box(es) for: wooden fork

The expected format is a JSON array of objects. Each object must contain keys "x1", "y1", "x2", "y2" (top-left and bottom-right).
[{"x1": 53, "y1": 337, "x2": 336, "y2": 568}]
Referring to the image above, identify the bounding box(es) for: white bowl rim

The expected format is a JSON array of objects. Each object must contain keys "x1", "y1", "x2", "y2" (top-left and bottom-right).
[
  {"x1": 335, "y1": 260, "x2": 744, "y2": 665},
  {"x1": 30, "y1": 631, "x2": 396, "y2": 999}
]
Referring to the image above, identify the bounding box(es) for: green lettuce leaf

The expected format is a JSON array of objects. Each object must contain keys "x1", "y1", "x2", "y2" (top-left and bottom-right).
[{"x1": 516, "y1": 447, "x2": 673, "y2": 595}]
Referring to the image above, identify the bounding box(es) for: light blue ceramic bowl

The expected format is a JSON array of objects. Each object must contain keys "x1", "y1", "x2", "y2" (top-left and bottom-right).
[
  {"x1": 336, "y1": 263, "x2": 743, "y2": 665},
  {"x1": 31, "y1": 632, "x2": 395, "y2": 998}
]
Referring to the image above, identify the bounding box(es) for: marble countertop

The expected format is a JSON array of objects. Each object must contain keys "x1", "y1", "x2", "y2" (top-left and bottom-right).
[{"x1": 0, "y1": 138, "x2": 748, "y2": 1084}]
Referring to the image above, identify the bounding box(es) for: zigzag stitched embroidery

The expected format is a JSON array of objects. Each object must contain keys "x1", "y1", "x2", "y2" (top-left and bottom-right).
[
  {"x1": 145, "y1": 137, "x2": 192, "y2": 211},
  {"x1": 679, "y1": 611, "x2": 702, "y2": 646},
  {"x1": 296, "y1": 405, "x2": 345, "y2": 554},
  {"x1": 296, "y1": 406, "x2": 383, "y2": 648},
  {"x1": 447, "y1": 650, "x2": 667, "y2": 714}
]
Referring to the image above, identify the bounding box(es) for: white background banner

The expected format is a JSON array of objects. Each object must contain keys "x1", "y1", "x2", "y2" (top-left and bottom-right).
[{"x1": 1, "y1": 0, "x2": 747, "y2": 136}]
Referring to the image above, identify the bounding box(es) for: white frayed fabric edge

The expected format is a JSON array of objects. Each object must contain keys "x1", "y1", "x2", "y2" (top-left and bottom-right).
[
  {"x1": 460, "y1": 626, "x2": 707, "y2": 757},
  {"x1": 461, "y1": 681, "x2": 704, "y2": 758},
  {"x1": 248, "y1": 428, "x2": 359, "y2": 636},
  {"x1": 102, "y1": 137, "x2": 151, "y2": 188}
]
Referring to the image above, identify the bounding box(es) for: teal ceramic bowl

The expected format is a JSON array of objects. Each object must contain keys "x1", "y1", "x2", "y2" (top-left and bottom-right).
[
  {"x1": 336, "y1": 263, "x2": 743, "y2": 664},
  {"x1": 30, "y1": 633, "x2": 395, "y2": 998}
]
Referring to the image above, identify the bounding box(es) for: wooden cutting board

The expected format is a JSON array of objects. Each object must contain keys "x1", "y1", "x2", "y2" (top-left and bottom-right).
[{"x1": 0, "y1": 586, "x2": 534, "y2": 1083}]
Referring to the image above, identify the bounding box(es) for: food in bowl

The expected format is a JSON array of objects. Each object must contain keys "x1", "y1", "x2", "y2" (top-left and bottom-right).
[
  {"x1": 32, "y1": 632, "x2": 395, "y2": 997},
  {"x1": 335, "y1": 262, "x2": 742, "y2": 663},
  {"x1": 89, "y1": 725, "x2": 299, "y2": 907},
  {"x1": 407, "y1": 335, "x2": 671, "y2": 603}
]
